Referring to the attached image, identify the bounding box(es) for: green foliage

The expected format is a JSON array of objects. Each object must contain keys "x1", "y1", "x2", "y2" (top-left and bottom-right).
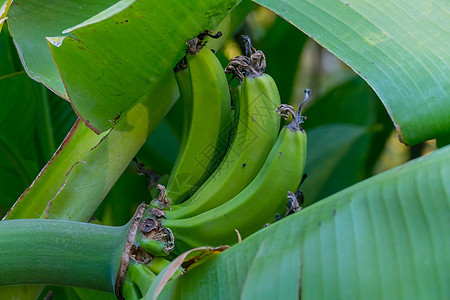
[
  {"x1": 255, "y1": 0, "x2": 450, "y2": 145},
  {"x1": 0, "y1": 0, "x2": 448, "y2": 299},
  {"x1": 301, "y1": 77, "x2": 392, "y2": 206},
  {"x1": 151, "y1": 145, "x2": 450, "y2": 299},
  {"x1": 8, "y1": 0, "x2": 240, "y2": 132},
  {"x1": 0, "y1": 28, "x2": 76, "y2": 216}
]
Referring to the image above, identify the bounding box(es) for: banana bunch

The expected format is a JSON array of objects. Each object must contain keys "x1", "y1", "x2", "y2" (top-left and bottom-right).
[{"x1": 150, "y1": 34, "x2": 309, "y2": 253}]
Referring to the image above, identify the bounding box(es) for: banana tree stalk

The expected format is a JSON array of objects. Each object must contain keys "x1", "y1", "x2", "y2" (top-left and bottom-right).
[
  {"x1": 0, "y1": 219, "x2": 128, "y2": 291},
  {"x1": 0, "y1": 203, "x2": 168, "y2": 296}
]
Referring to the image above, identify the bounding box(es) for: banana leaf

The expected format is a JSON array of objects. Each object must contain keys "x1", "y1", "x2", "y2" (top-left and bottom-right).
[
  {"x1": 7, "y1": 0, "x2": 242, "y2": 132},
  {"x1": 147, "y1": 144, "x2": 450, "y2": 299},
  {"x1": 253, "y1": 0, "x2": 450, "y2": 145}
]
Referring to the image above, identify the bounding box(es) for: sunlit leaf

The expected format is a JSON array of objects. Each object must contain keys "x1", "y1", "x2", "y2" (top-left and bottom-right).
[{"x1": 254, "y1": 0, "x2": 450, "y2": 145}]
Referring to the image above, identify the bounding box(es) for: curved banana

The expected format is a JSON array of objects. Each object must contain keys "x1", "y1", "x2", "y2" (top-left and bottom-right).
[
  {"x1": 162, "y1": 94, "x2": 310, "y2": 251},
  {"x1": 122, "y1": 261, "x2": 157, "y2": 300},
  {"x1": 165, "y1": 73, "x2": 281, "y2": 219},
  {"x1": 166, "y1": 33, "x2": 232, "y2": 205}
]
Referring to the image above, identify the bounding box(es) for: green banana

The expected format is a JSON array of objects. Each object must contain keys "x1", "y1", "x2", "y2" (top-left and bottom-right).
[
  {"x1": 123, "y1": 261, "x2": 157, "y2": 300},
  {"x1": 165, "y1": 73, "x2": 281, "y2": 219},
  {"x1": 166, "y1": 33, "x2": 232, "y2": 205},
  {"x1": 162, "y1": 97, "x2": 310, "y2": 251}
]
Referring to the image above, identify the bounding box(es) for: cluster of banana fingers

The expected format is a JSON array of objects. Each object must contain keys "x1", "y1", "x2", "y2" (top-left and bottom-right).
[{"x1": 147, "y1": 33, "x2": 309, "y2": 254}]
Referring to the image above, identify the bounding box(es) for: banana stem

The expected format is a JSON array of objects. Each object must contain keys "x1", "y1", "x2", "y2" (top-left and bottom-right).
[
  {"x1": 1, "y1": 204, "x2": 177, "y2": 298},
  {"x1": 0, "y1": 219, "x2": 130, "y2": 291},
  {"x1": 225, "y1": 35, "x2": 266, "y2": 81},
  {"x1": 276, "y1": 89, "x2": 311, "y2": 132},
  {"x1": 296, "y1": 89, "x2": 311, "y2": 124}
]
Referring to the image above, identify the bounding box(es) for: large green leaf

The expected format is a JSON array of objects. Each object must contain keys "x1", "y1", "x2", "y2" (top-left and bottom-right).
[
  {"x1": 253, "y1": 0, "x2": 450, "y2": 145},
  {"x1": 8, "y1": 0, "x2": 241, "y2": 132},
  {"x1": 149, "y1": 145, "x2": 449, "y2": 299},
  {"x1": 6, "y1": 0, "x2": 118, "y2": 98}
]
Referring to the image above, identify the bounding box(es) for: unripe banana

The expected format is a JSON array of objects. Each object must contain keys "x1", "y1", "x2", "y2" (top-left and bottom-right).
[
  {"x1": 162, "y1": 99, "x2": 309, "y2": 251},
  {"x1": 166, "y1": 34, "x2": 232, "y2": 205},
  {"x1": 165, "y1": 73, "x2": 281, "y2": 219},
  {"x1": 124, "y1": 261, "x2": 157, "y2": 299}
]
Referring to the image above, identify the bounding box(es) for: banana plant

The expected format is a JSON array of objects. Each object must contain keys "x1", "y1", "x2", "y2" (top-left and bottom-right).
[{"x1": 0, "y1": 0, "x2": 448, "y2": 299}]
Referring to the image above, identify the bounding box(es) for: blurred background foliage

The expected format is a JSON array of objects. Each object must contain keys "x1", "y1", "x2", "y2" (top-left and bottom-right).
[{"x1": 0, "y1": 4, "x2": 437, "y2": 298}]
